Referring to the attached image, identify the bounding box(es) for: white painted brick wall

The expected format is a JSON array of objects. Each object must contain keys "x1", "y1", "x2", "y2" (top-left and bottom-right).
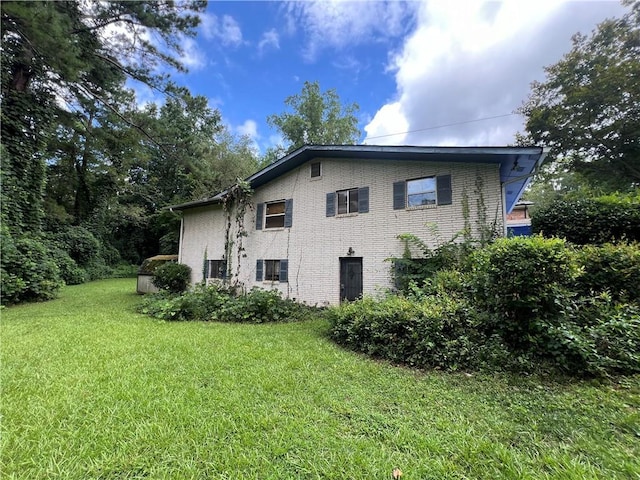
[{"x1": 180, "y1": 157, "x2": 503, "y2": 305}]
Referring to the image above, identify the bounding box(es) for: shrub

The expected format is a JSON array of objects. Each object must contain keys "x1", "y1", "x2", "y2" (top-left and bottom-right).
[
  {"x1": 1, "y1": 227, "x2": 63, "y2": 305},
  {"x1": 544, "y1": 296, "x2": 640, "y2": 376},
  {"x1": 392, "y1": 235, "x2": 476, "y2": 294},
  {"x1": 575, "y1": 243, "x2": 640, "y2": 303},
  {"x1": 329, "y1": 236, "x2": 639, "y2": 377},
  {"x1": 139, "y1": 284, "x2": 313, "y2": 323},
  {"x1": 470, "y1": 235, "x2": 579, "y2": 351},
  {"x1": 217, "y1": 287, "x2": 304, "y2": 323},
  {"x1": 329, "y1": 293, "x2": 483, "y2": 371},
  {"x1": 582, "y1": 303, "x2": 640, "y2": 375},
  {"x1": 50, "y1": 247, "x2": 86, "y2": 285},
  {"x1": 531, "y1": 193, "x2": 640, "y2": 244},
  {"x1": 152, "y1": 263, "x2": 191, "y2": 294},
  {"x1": 50, "y1": 226, "x2": 101, "y2": 267}
]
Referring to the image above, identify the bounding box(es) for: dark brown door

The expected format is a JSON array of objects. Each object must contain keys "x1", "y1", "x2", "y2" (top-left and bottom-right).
[{"x1": 340, "y1": 257, "x2": 363, "y2": 302}]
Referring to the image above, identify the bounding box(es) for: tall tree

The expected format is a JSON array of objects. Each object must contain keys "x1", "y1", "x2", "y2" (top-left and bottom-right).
[
  {"x1": 267, "y1": 81, "x2": 361, "y2": 154},
  {"x1": 1, "y1": 0, "x2": 205, "y2": 303},
  {"x1": 1, "y1": 0, "x2": 204, "y2": 232},
  {"x1": 519, "y1": 0, "x2": 640, "y2": 191}
]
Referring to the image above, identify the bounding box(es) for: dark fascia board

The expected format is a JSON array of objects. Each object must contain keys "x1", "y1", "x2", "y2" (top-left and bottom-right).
[
  {"x1": 169, "y1": 193, "x2": 225, "y2": 211},
  {"x1": 170, "y1": 144, "x2": 544, "y2": 211}
]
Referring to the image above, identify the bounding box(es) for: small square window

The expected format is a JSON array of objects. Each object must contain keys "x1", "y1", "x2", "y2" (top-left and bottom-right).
[
  {"x1": 264, "y1": 260, "x2": 280, "y2": 281},
  {"x1": 407, "y1": 177, "x2": 436, "y2": 207},
  {"x1": 337, "y1": 188, "x2": 359, "y2": 214},
  {"x1": 265, "y1": 201, "x2": 285, "y2": 228},
  {"x1": 311, "y1": 162, "x2": 321, "y2": 178}
]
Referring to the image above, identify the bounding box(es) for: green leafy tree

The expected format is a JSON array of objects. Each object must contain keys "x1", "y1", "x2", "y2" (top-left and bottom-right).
[
  {"x1": 519, "y1": 0, "x2": 640, "y2": 191},
  {"x1": 267, "y1": 80, "x2": 361, "y2": 154},
  {"x1": 1, "y1": 0, "x2": 205, "y2": 301}
]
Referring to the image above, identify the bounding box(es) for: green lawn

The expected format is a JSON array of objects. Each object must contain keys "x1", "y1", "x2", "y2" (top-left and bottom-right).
[{"x1": 1, "y1": 279, "x2": 639, "y2": 479}]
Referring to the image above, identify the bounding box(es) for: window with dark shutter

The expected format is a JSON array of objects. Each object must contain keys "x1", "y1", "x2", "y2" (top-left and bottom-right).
[
  {"x1": 203, "y1": 258, "x2": 209, "y2": 279},
  {"x1": 436, "y1": 174, "x2": 452, "y2": 206},
  {"x1": 256, "y1": 259, "x2": 263, "y2": 281},
  {"x1": 284, "y1": 199, "x2": 293, "y2": 227},
  {"x1": 396, "y1": 175, "x2": 453, "y2": 209},
  {"x1": 279, "y1": 259, "x2": 288, "y2": 283},
  {"x1": 358, "y1": 187, "x2": 369, "y2": 213},
  {"x1": 393, "y1": 181, "x2": 406, "y2": 210},
  {"x1": 256, "y1": 203, "x2": 264, "y2": 230},
  {"x1": 326, "y1": 192, "x2": 336, "y2": 217},
  {"x1": 328, "y1": 187, "x2": 370, "y2": 216}
]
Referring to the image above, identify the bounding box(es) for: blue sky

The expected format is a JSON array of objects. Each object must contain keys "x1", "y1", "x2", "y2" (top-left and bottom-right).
[{"x1": 160, "y1": 1, "x2": 625, "y2": 154}]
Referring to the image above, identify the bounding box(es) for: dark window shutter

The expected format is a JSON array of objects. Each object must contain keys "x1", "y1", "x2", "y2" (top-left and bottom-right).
[
  {"x1": 221, "y1": 262, "x2": 227, "y2": 280},
  {"x1": 358, "y1": 187, "x2": 369, "y2": 213},
  {"x1": 279, "y1": 259, "x2": 288, "y2": 283},
  {"x1": 284, "y1": 199, "x2": 293, "y2": 227},
  {"x1": 326, "y1": 192, "x2": 336, "y2": 217},
  {"x1": 394, "y1": 259, "x2": 404, "y2": 290},
  {"x1": 436, "y1": 175, "x2": 452, "y2": 206},
  {"x1": 256, "y1": 203, "x2": 264, "y2": 230},
  {"x1": 256, "y1": 259, "x2": 263, "y2": 281},
  {"x1": 203, "y1": 259, "x2": 210, "y2": 279},
  {"x1": 393, "y1": 181, "x2": 406, "y2": 210}
]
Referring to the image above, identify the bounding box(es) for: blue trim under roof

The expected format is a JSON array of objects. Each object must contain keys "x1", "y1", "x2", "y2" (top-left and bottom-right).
[{"x1": 170, "y1": 145, "x2": 546, "y2": 213}]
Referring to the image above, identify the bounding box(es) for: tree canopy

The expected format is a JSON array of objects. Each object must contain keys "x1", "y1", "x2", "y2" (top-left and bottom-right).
[
  {"x1": 519, "y1": 0, "x2": 640, "y2": 191},
  {"x1": 0, "y1": 1, "x2": 261, "y2": 304},
  {"x1": 267, "y1": 80, "x2": 361, "y2": 154}
]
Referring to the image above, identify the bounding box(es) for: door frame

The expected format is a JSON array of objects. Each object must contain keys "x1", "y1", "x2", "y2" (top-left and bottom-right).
[{"x1": 339, "y1": 257, "x2": 363, "y2": 303}]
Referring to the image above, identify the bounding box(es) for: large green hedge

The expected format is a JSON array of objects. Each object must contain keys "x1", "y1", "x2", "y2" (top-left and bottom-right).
[
  {"x1": 531, "y1": 193, "x2": 640, "y2": 244},
  {"x1": 329, "y1": 237, "x2": 640, "y2": 376}
]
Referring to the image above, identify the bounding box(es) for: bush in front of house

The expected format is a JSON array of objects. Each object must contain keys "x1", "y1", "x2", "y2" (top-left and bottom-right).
[
  {"x1": 469, "y1": 235, "x2": 579, "y2": 352},
  {"x1": 328, "y1": 236, "x2": 640, "y2": 376},
  {"x1": 139, "y1": 283, "x2": 314, "y2": 323},
  {"x1": 152, "y1": 262, "x2": 191, "y2": 294},
  {"x1": 531, "y1": 192, "x2": 640, "y2": 244},
  {"x1": 329, "y1": 291, "x2": 483, "y2": 371},
  {"x1": 575, "y1": 242, "x2": 640, "y2": 303}
]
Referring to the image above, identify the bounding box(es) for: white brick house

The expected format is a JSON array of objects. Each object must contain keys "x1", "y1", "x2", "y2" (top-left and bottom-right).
[{"x1": 171, "y1": 145, "x2": 546, "y2": 306}]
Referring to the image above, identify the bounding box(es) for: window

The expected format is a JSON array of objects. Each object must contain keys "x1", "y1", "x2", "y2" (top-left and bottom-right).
[
  {"x1": 256, "y1": 259, "x2": 288, "y2": 282},
  {"x1": 206, "y1": 260, "x2": 226, "y2": 279},
  {"x1": 393, "y1": 175, "x2": 452, "y2": 210},
  {"x1": 264, "y1": 260, "x2": 280, "y2": 281},
  {"x1": 407, "y1": 177, "x2": 436, "y2": 207},
  {"x1": 265, "y1": 201, "x2": 285, "y2": 228},
  {"x1": 256, "y1": 199, "x2": 293, "y2": 230},
  {"x1": 337, "y1": 188, "x2": 359, "y2": 214},
  {"x1": 326, "y1": 187, "x2": 369, "y2": 216},
  {"x1": 311, "y1": 162, "x2": 321, "y2": 178}
]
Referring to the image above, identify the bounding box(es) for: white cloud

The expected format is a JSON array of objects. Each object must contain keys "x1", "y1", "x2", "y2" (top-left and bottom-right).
[
  {"x1": 236, "y1": 119, "x2": 259, "y2": 140},
  {"x1": 258, "y1": 28, "x2": 280, "y2": 54},
  {"x1": 363, "y1": 102, "x2": 408, "y2": 144},
  {"x1": 179, "y1": 36, "x2": 206, "y2": 70},
  {"x1": 364, "y1": 1, "x2": 625, "y2": 146},
  {"x1": 200, "y1": 12, "x2": 243, "y2": 47},
  {"x1": 284, "y1": 0, "x2": 417, "y2": 61}
]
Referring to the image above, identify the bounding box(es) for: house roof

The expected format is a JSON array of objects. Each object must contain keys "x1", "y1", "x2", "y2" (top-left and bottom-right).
[{"x1": 170, "y1": 144, "x2": 547, "y2": 213}]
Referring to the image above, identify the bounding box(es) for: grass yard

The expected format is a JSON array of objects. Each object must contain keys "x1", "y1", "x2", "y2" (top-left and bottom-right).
[{"x1": 1, "y1": 279, "x2": 639, "y2": 479}]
